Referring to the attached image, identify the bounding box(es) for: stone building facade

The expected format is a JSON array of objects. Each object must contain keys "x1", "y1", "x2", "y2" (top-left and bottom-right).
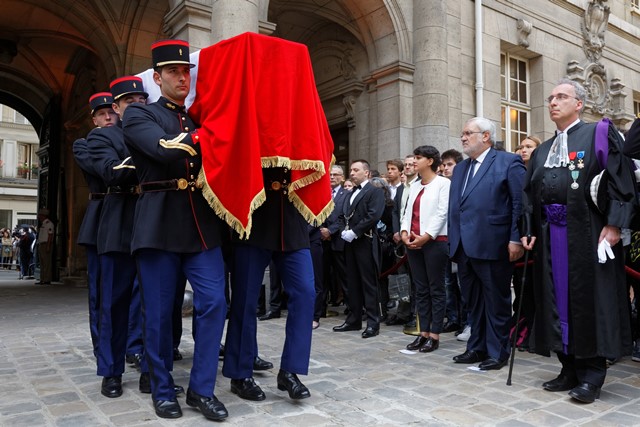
[{"x1": 1, "y1": 0, "x2": 639, "y2": 275}]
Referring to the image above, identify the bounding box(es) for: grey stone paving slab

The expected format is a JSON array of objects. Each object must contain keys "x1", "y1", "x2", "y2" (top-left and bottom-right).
[{"x1": 2, "y1": 275, "x2": 640, "y2": 426}]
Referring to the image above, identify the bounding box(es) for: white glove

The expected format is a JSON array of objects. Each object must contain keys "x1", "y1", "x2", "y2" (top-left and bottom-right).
[
  {"x1": 597, "y1": 239, "x2": 615, "y2": 263},
  {"x1": 341, "y1": 230, "x2": 357, "y2": 242}
]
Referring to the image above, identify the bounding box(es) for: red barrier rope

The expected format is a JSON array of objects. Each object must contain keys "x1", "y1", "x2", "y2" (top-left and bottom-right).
[{"x1": 379, "y1": 255, "x2": 407, "y2": 278}]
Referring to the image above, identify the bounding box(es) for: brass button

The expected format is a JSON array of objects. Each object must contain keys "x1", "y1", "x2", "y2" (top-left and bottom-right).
[
  {"x1": 284, "y1": 168, "x2": 289, "y2": 173},
  {"x1": 185, "y1": 127, "x2": 189, "y2": 131},
  {"x1": 181, "y1": 116, "x2": 186, "y2": 121},
  {"x1": 271, "y1": 181, "x2": 282, "y2": 191},
  {"x1": 191, "y1": 187, "x2": 195, "y2": 191},
  {"x1": 177, "y1": 178, "x2": 188, "y2": 190},
  {"x1": 190, "y1": 163, "x2": 194, "y2": 167},
  {"x1": 190, "y1": 175, "x2": 194, "y2": 179}
]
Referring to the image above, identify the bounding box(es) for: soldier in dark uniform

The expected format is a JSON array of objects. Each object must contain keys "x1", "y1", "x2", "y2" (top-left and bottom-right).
[
  {"x1": 73, "y1": 92, "x2": 117, "y2": 358},
  {"x1": 222, "y1": 167, "x2": 316, "y2": 402},
  {"x1": 122, "y1": 40, "x2": 228, "y2": 421},
  {"x1": 88, "y1": 77, "x2": 147, "y2": 399}
]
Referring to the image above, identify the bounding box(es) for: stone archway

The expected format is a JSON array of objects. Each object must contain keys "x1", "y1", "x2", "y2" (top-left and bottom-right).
[
  {"x1": 0, "y1": 0, "x2": 170, "y2": 277},
  {"x1": 265, "y1": 0, "x2": 413, "y2": 169}
]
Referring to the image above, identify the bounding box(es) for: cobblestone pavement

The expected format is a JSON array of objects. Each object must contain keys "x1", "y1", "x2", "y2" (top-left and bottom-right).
[{"x1": 1, "y1": 272, "x2": 640, "y2": 426}]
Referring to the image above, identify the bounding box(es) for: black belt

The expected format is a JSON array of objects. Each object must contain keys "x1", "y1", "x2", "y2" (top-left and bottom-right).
[
  {"x1": 89, "y1": 193, "x2": 105, "y2": 201},
  {"x1": 139, "y1": 179, "x2": 203, "y2": 193},
  {"x1": 107, "y1": 185, "x2": 139, "y2": 195}
]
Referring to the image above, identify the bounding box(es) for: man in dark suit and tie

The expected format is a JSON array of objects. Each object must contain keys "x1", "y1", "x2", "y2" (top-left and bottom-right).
[
  {"x1": 448, "y1": 117, "x2": 525, "y2": 370},
  {"x1": 333, "y1": 160, "x2": 385, "y2": 338},
  {"x1": 319, "y1": 165, "x2": 350, "y2": 325}
]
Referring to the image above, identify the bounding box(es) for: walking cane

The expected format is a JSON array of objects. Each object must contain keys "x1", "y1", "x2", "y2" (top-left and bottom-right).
[{"x1": 506, "y1": 242, "x2": 530, "y2": 386}]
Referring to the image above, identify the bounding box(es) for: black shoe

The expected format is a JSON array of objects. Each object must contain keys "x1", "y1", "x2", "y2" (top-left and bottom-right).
[
  {"x1": 379, "y1": 313, "x2": 388, "y2": 323},
  {"x1": 173, "y1": 348, "x2": 183, "y2": 361},
  {"x1": 258, "y1": 310, "x2": 281, "y2": 321},
  {"x1": 153, "y1": 399, "x2": 182, "y2": 419},
  {"x1": 406, "y1": 336, "x2": 428, "y2": 351},
  {"x1": 542, "y1": 374, "x2": 579, "y2": 392},
  {"x1": 126, "y1": 353, "x2": 142, "y2": 369},
  {"x1": 219, "y1": 343, "x2": 225, "y2": 360},
  {"x1": 101, "y1": 376, "x2": 123, "y2": 398},
  {"x1": 253, "y1": 356, "x2": 274, "y2": 371},
  {"x1": 186, "y1": 388, "x2": 228, "y2": 421},
  {"x1": 568, "y1": 382, "x2": 601, "y2": 403},
  {"x1": 478, "y1": 357, "x2": 508, "y2": 370},
  {"x1": 361, "y1": 326, "x2": 379, "y2": 338},
  {"x1": 453, "y1": 350, "x2": 487, "y2": 364},
  {"x1": 386, "y1": 315, "x2": 410, "y2": 326},
  {"x1": 333, "y1": 322, "x2": 361, "y2": 332},
  {"x1": 230, "y1": 377, "x2": 266, "y2": 401},
  {"x1": 277, "y1": 369, "x2": 310, "y2": 399},
  {"x1": 386, "y1": 301, "x2": 396, "y2": 310},
  {"x1": 442, "y1": 322, "x2": 461, "y2": 333},
  {"x1": 139, "y1": 373, "x2": 184, "y2": 395},
  {"x1": 418, "y1": 337, "x2": 439, "y2": 353}
]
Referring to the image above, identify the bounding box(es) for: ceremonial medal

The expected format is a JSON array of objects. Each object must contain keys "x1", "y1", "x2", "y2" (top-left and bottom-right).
[
  {"x1": 571, "y1": 170, "x2": 579, "y2": 189},
  {"x1": 568, "y1": 151, "x2": 577, "y2": 171},
  {"x1": 577, "y1": 151, "x2": 585, "y2": 169}
]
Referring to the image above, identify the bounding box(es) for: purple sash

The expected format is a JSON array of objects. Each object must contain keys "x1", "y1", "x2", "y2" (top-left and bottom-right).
[{"x1": 544, "y1": 204, "x2": 569, "y2": 353}]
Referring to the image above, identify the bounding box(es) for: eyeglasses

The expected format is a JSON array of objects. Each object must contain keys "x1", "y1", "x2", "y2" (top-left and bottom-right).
[
  {"x1": 460, "y1": 131, "x2": 484, "y2": 138},
  {"x1": 545, "y1": 93, "x2": 579, "y2": 104}
]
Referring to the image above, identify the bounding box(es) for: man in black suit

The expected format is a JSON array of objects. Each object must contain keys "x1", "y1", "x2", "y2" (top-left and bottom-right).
[
  {"x1": 320, "y1": 165, "x2": 349, "y2": 312},
  {"x1": 333, "y1": 160, "x2": 385, "y2": 338},
  {"x1": 448, "y1": 117, "x2": 525, "y2": 370},
  {"x1": 387, "y1": 155, "x2": 418, "y2": 326}
]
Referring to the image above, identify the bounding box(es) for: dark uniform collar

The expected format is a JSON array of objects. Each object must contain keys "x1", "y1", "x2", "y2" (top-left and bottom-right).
[{"x1": 159, "y1": 96, "x2": 186, "y2": 113}]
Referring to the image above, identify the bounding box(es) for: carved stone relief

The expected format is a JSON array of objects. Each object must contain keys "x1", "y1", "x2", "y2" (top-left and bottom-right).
[
  {"x1": 516, "y1": 19, "x2": 532, "y2": 48},
  {"x1": 566, "y1": 0, "x2": 634, "y2": 127}
]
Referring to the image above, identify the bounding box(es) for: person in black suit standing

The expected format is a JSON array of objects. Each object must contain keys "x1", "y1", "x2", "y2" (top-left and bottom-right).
[
  {"x1": 318, "y1": 165, "x2": 349, "y2": 328},
  {"x1": 448, "y1": 117, "x2": 525, "y2": 370},
  {"x1": 333, "y1": 159, "x2": 385, "y2": 338}
]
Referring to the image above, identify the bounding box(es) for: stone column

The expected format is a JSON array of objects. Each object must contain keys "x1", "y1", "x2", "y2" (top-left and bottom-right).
[
  {"x1": 210, "y1": 0, "x2": 259, "y2": 43},
  {"x1": 164, "y1": 0, "x2": 214, "y2": 50},
  {"x1": 412, "y1": 0, "x2": 449, "y2": 153}
]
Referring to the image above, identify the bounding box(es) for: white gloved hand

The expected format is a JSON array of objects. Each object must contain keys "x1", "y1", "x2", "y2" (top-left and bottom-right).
[
  {"x1": 341, "y1": 229, "x2": 357, "y2": 242},
  {"x1": 597, "y1": 239, "x2": 615, "y2": 263}
]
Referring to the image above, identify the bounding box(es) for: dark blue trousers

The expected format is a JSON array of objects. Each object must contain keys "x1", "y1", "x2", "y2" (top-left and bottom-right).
[
  {"x1": 456, "y1": 249, "x2": 514, "y2": 361},
  {"x1": 137, "y1": 248, "x2": 226, "y2": 401},
  {"x1": 223, "y1": 245, "x2": 315, "y2": 379},
  {"x1": 96, "y1": 252, "x2": 137, "y2": 377},
  {"x1": 126, "y1": 277, "x2": 143, "y2": 356},
  {"x1": 85, "y1": 245, "x2": 100, "y2": 358}
]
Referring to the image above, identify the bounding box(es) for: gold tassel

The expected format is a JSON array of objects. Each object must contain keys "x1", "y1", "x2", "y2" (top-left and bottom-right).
[{"x1": 198, "y1": 169, "x2": 266, "y2": 238}]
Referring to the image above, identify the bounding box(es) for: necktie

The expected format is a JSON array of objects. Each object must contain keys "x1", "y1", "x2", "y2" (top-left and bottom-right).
[{"x1": 462, "y1": 160, "x2": 477, "y2": 194}]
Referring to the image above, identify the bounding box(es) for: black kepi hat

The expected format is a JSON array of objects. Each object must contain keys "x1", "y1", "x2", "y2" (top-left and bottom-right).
[
  {"x1": 151, "y1": 39, "x2": 194, "y2": 68},
  {"x1": 89, "y1": 92, "x2": 113, "y2": 115},
  {"x1": 109, "y1": 76, "x2": 149, "y2": 101}
]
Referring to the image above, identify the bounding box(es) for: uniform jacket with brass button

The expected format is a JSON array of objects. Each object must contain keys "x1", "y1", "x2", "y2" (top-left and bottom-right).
[
  {"x1": 73, "y1": 137, "x2": 107, "y2": 247},
  {"x1": 88, "y1": 122, "x2": 138, "y2": 254},
  {"x1": 123, "y1": 97, "x2": 225, "y2": 253},
  {"x1": 234, "y1": 167, "x2": 310, "y2": 252}
]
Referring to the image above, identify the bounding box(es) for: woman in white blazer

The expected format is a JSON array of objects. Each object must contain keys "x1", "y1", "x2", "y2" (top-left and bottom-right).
[{"x1": 401, "y1": 145, "x2": 450, "y2": 353}]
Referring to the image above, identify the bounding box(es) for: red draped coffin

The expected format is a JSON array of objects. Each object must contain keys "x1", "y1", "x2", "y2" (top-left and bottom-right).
[{"x1": 189, "y1": 32, "x2": 334, "y2": 238}]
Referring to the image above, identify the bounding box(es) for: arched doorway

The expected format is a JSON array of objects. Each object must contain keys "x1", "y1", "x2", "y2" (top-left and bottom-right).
[{"x1": 0, "y1": 0, "x2": 169, "y2": 278}]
